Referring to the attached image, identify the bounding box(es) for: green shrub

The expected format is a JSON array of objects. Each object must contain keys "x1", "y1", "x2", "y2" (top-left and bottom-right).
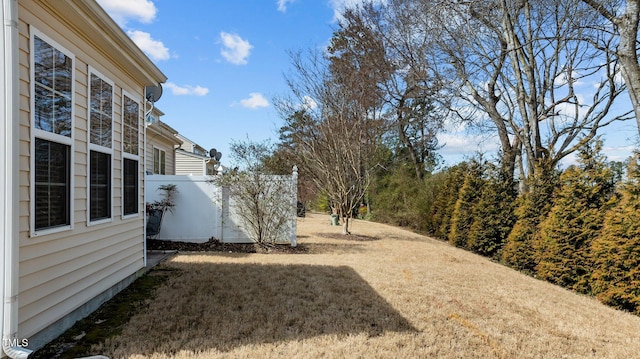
[
  {"x1": 534, "y1": 141, "x2": 615, "y2": 293},
  {"x1": 467, "y1": 164, "x2": 517, "y2": 259},
  {"x1": 501, "y1": 161, "x2": 558, "y2": 273},
  {"x1": 591, "y1": 153, "x2": 640, "y2": 313},
  {"x1": 428, "y1": 162, "x2": 469, "y2": 238},
  {"x1": 369, "y1": 165, "x2": 438, "y2": 232},
  {"x1": 448, "y1": 159, "x2": 485, "y2": 249}
]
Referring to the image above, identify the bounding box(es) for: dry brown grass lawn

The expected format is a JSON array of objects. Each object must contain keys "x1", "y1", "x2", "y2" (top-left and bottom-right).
[{"x1": 94, "y1": 213, "x2": 640, "y2": 358}]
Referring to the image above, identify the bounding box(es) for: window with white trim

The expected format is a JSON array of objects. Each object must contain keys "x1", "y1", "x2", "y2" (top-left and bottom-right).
[
  {"x1": 89, "y1": 150, "x2": 111, "y2": 220},
  {"x1": 34, "y1": 139, "x2": 71, "y2": 229},
  {"x1": 153, "y1": 148, "x2": 166, "y2": 175},
  {"x1": 88, "y1": 70, "x2": 113, "y2": 222},
  {"x1": 31, "y1": 30, "x2": 74, "y2": 233},
  {"x1": 122, "y1": 94, "x2": 140, "y2": 216}
]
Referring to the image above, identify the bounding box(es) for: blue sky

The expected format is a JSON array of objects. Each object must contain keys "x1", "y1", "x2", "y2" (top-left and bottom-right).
[
  {"x1": 97, "y1": 0, "x2": 348, "y2": 167},
  {"x1": 97, "y1": 0, "x2": 638, "y2": 167}
]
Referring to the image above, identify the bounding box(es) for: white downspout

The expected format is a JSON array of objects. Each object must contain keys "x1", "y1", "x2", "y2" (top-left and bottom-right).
[
  {"x1": 142, "y1": 99, "x2": 155, "y2": 267},
  {"x1": 143, "y1": 116, "x2": 147, "y2": 267},
  {"x1": 143, "y1": 101, "x2": 151, "y2": 267},
  {"x1": 0, "y1": 0, "x2": 7, "y2": 353},
  {"x1": 2, "y1": 0, "x2": 32, "y2": 357}
]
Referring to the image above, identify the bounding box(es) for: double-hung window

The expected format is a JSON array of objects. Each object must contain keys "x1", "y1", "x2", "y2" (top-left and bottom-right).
[
  {"x1": 153, "y1": 148, "x2": 166, "y2": 175},
  {"x1": 122, "y1": 93, "x2": 140, "y2": 217},
  {"x1": 88, "y1": 69, "x2": 113, "y2": 223},
  {"x1": 31, "y1": 29, "x2": 74, "y2": 234}
]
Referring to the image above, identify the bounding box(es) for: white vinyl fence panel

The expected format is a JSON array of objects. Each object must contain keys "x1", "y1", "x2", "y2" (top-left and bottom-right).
[{"x1": 145, "y1": 172, "x2": 297, "y2": 244}]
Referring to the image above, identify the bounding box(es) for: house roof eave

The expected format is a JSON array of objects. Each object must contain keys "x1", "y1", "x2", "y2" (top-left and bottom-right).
[
  {"x1": 41, "y1": 0, "x2": 167, "y2": 86},
  {"x1": 147, "y1": 121, "x2": 182, "y2": 146}
]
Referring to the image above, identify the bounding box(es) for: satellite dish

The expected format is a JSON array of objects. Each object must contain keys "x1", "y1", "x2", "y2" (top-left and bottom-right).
[
  {"x1": 209, "y1": 148, "x2": 217, "y2": 158},
  {"x1": 144, "y1": 84, "x2": 163, "y2": 103},
  {"x1": 215, "y1": 152, "x2": 222, "y2": 161}
]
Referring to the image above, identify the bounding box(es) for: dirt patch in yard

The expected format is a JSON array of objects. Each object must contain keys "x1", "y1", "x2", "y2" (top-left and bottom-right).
[{"x1": 147, "y1": 238, "x2": 309, "y2": 254}]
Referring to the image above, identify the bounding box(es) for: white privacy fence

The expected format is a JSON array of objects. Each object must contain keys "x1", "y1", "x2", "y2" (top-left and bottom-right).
[{"x1": 145, "y1": 171, "x2": 298, "y2": 244}]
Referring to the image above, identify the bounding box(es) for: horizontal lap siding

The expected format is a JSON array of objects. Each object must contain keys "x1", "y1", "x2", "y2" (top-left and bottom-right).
[
  {"x1": 175, "y1": 153, "x2": 205, "y2": 176},
  {"x1": 17, "y1": 2, "x2": 145, "y2": 339},
  {"x1": 146, "y1": 135, "x2": 177, "y2": 175}
]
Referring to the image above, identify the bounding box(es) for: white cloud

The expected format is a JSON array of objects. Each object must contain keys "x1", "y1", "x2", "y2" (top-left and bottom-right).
[
  {"x1": 127, "y1": 30, "x2": 170, "y2": 61},
  {"x1": 97, "y1": 0, "x2": 157, "y2": 26},
  {"x1": 329, "y1": 0, "x2": 386, "y2": 22},
  {"x1": 603, "y1": 145, "x2": 636, "y2": 162},
  {"x1": 239, "y1": 93, "x2": 269, "y2": 109},
  {"x1": 220, "y1": 32, "x2": 253, "y2": 65},
  {"x1": 301, "y1": 95, "x2": 318, "y2": 110},
  {"x1": 558, "y1": 145, "x2": 635, "y2": 168},
  {"x1": 437, "y1": 131, "x2": 500, "y2": 165},
  {"x1": 554, "y1": 69, "x2": 584, "y2": 87},
  {"x1": 277, "y1": 0, "x2": 296, "y2": 12},
  {"x1": 165, "y1": 82, "x2": 209, "y2": 96}
]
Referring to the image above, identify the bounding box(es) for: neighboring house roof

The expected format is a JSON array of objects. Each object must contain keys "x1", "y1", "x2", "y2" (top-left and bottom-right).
[
  {"x1": 175, "y1": 148, "x2": 210, "y2": 159},
  {"x1": 147, "y1": 120, "x2": 183, "y2": 147},
  {"x1": 176, "y1": 133, "x2": 208, "y2": 155}
]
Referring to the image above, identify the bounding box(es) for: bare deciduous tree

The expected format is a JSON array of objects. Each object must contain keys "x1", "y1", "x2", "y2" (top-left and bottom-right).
[
  {"x1": 581, "y1": 0, "x2": 640, "y2": 136},
  {"x1": 275, "y1": 46, "x2": 385, "y2": 234},
  {"x1": 392, "y1": 0, "x2": 631, "y2": 183},
  {"x1": 212, "y1": 139, "x2": 294, "y2": 247},
  {"x1": 352, "y1": 3, "x2": 449, "y2": 178}
]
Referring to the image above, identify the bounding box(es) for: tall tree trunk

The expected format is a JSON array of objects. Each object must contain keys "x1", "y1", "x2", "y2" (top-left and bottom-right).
[
  {"x1": 582, "y1": 0, "x2": 640, "y2": 136},
  {"x1": 618, "y1": 0, "x2": 640, "y2": 135},
  {"x1": 343, "y1": 216, "x2": 350, "y2": 235}
]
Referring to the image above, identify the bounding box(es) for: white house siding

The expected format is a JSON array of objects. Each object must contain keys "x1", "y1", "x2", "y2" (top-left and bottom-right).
[
  {"x1": 175, "y1": 151, "x2": 206, "y2": 176},
  {"x1": 16, "y1": 0, "x2": 165, "y2": 344}
]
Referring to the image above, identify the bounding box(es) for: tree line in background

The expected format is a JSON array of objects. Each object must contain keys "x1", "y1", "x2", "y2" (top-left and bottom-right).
[
  {"x1": 251, "y1": 0, "x2": 640, "y2": 314},
  {"x1": 368, "y1": 141, "x2": 640, "y2": 314}
]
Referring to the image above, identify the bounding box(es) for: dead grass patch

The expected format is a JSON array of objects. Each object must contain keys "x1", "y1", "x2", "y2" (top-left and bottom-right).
[
  {"x1": 314, "y1": 232, "x2": 381, "y2": 241},
  {"x1": 95, "y1": 261, "x2": 416, "y2": 357},
  {"x1": 38, "y1": 213, "x2": 640, "y2": 358}
]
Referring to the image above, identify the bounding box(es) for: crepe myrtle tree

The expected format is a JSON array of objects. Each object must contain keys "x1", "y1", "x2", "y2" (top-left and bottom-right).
[
  {"x1": 274, "y1": 16, "x2": 387, "y2": 235},
  {"x1": 211, "y1": 139, "x2": 295, "y2": 247}
]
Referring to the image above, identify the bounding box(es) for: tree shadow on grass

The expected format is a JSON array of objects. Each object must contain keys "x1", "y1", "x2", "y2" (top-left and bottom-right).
[{"x1": 106, "y1": 262, "x2": 418, "y2": 356}]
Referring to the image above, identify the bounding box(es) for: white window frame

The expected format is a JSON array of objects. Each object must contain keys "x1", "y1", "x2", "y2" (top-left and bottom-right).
[
  {"x1": 87, "y1": 67, "x2": 114, "y2": 226},
  {"x1": 153, "y1": 147, "x2": 166, "y2": 175},
  {"x1": 29, "y1": 27, "x2": 75, "y2": 237},
  {"x1": 122, "y1": 90, "x2": 141, "y2": 219}
]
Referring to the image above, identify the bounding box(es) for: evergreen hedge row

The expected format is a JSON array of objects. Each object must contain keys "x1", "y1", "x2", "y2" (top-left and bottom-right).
[{"x1": 369, "y1": 142, "x2": 640, "y2": 314}]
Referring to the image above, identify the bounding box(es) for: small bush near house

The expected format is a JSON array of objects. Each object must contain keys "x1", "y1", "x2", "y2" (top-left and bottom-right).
[{"x1": 211, "y1": 139, "x2": 295, "y2": 248}]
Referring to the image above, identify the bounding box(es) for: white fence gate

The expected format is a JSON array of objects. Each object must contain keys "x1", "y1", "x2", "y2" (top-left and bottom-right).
[{"x1": 145, "y1": 171, "x2": 297, "y2": 244}]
